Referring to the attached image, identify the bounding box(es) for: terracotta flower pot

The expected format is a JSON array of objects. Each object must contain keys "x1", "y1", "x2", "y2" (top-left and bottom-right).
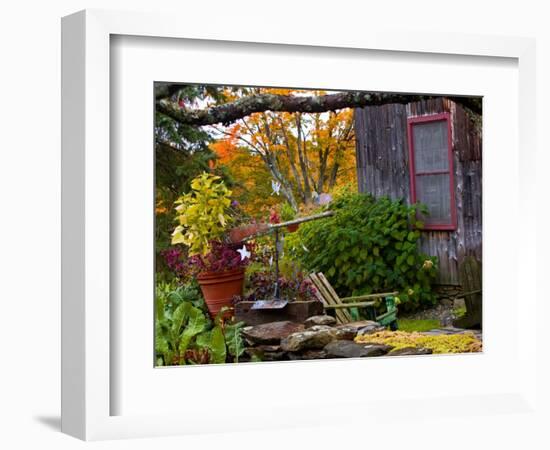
[
  {"x1": 228, "y1": 223, "x2": 268, "y2": 243},
  {"x1": 197, "y1": 267, "x2": 245, "y2": 318},
  {"x1": 286, "y1": 223, "x2": 299, "y2": 233}
]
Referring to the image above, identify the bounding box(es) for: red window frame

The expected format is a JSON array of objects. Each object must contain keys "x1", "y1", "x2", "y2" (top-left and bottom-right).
[{"x1": 407, "y1": 112, "x2": 457, "y2": 231}]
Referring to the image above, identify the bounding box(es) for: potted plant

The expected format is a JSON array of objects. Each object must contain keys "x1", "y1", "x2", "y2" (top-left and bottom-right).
[
  {"x1": 228, "y1": 217, "x2": 269, "y2": 243},
  {"x1": 280, "y1": 202, "x2": 299, "y2": 232},
  {"x1": 171, "y1": 172, "x2": 255, "y2": 318}
]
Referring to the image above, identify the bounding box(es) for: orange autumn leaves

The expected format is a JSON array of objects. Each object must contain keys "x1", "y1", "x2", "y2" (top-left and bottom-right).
[{"x1": 209, "y1": 87, "x2": 357, "y2": 217}]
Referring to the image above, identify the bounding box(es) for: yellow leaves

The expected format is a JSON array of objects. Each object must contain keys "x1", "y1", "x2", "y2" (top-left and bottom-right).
[
  {"x1": 171, "y1": 173, "x2": 233, "y2": 255},
  {"x1": 171, "y1": 226, "x2": 187, "y2": 245},
  {"x1": 264, "y1": 87, "x2": 298, "y2": 96}
]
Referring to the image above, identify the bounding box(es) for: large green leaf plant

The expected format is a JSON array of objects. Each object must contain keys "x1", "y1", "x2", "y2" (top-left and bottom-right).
[{"x1": 155, "y1": 283, "x2": 246, "y2": 366}]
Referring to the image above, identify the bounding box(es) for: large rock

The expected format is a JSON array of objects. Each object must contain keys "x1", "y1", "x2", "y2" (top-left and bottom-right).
[
  {"x1": 304, "y1": 315, "x2": 337, "y2": 328},
  {"x1": 261, "y1": 351, "x2": 288, "y2": 362},
  {"x1": 244, "y1": 346, "x2": 288, "y2": 362},
  {"x1": 388, "y1": 347, "x2": 433, "y2": 356},
  {"x1": 324, "y1": 340, "x2": 370, "y2": 358},
  {"x1": 336, "y1": 320, "x2": 381, "y2": 335},
  {"x1": 288, "y1": 349, "x2": 328, "y2": 360},
  {"x1": 242, "y1": 321, "x2": 304, "y2": 345},
  {"x1": 356, "y1": 323, "x2": 386, "y2": 336},
  {"x1": 359, "y1": 343, "x2": 394, "y2": 357},
  {"x1": 333, "y1": 325, "x2": 360, "y2": 340},
  {"x1": 334, "y1": 320, "x2": 383, "y2": 340},
  {"x1": 280, "y1": 327, "x2": 337, "y2": 352},
  {"x1": 255, "y1": 344, "x2": 281, "y2": 352},
  {"x1": 307, "y1": 325, "x2": 334, "y2": 332},
  {"x1": 325, "y1": 340, "x2": 393, "y2": 358}
]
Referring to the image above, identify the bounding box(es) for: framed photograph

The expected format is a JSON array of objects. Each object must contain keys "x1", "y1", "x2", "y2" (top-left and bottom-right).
[
  {"x1": 62, "y1": 9, "x2": 539, "y2": 441},
  {"x1": 152, "y1": 82, "x2": 482, "y2": 369}
]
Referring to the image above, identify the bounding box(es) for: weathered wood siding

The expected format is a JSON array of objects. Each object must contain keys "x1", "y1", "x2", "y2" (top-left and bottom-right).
[{"x1": 354, "y1": 98, "x2": 482, "y2": 286}]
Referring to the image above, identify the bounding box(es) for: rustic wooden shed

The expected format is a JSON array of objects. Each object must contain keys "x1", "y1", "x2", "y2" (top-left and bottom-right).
[{"x1": 354, "y1": 98, "x2": 482, "y2": 288}]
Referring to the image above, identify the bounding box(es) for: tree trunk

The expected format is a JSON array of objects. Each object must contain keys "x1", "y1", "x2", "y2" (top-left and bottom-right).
[
  {"x1": 265, "y1": 152, "x2": 298, "y2": 211},
  {"x1": 453, "y1": 256, "x2": 482, "y2": 329},
  {"x1": 278, "y1": 117, "x2": 304, "y2": 207},
  {"x1": 295, "y1": 114, "x2": 312, "y2": 204}
]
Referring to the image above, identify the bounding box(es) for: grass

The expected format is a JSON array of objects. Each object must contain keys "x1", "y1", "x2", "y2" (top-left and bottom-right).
[{"x1": 397, "y1": 318, "x2": 440, "y2": 332}]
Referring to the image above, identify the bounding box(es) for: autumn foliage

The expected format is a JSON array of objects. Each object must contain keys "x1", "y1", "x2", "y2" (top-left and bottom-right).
[{"x1": 208, "y1": 87, "x2": 357, "y2": 217}]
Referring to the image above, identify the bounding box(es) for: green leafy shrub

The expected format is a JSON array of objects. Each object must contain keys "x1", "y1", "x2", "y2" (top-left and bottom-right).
[{"x1": 286, "y1": 192, "x2": 438, "y2": 312}]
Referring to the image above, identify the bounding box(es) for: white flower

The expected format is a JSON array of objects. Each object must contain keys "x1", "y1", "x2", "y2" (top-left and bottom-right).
[{"x1": 237, "y1": 245, "x2": 251, "y2": 261}]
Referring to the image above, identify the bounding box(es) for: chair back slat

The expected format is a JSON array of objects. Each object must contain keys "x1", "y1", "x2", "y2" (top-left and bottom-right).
[{"x1": 309, "y1": 273, "x2": 352, "y2": 324}]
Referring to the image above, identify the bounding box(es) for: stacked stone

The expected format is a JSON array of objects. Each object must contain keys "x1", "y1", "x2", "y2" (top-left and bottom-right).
[{"x1": 240, "y1": 316, "x2": 430, "y2": 361}]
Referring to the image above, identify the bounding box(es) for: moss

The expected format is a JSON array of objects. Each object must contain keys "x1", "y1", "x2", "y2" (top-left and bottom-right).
[
  {"x1": 398, "y1": 319, "x2": 440, "y2": 333},
  {"x1": 453, "y1": 305, "x2": 467, "y2": 319},
  {"x1": 355, "y1": 330, "x2": 482, "y2": 354}
]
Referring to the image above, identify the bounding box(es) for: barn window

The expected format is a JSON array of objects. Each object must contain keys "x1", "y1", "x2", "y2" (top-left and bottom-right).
[{"x1": 407, "y1": 113, "x2": 456, "y2": 230}]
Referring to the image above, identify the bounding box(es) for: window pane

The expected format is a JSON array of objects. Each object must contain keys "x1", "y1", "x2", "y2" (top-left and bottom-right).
[
  {"x1": 415, "y1": 174, "x2": 451, "y2": 224},
  {"x1": 413, "y1": 120, "x2": 449, "y2": 172}
]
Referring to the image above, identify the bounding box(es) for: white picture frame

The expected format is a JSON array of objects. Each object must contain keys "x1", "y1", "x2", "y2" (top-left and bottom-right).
[{"x1": 61, "y1": 9, "x2": 540, "y2": 441}]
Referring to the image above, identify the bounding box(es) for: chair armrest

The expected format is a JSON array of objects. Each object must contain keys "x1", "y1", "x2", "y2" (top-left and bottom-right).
[
  {"x1": 375, "y1": 308, "x2": 397, "y2": 320},
  {"x1": 324, "y1": 301, "x2": 376, "y2": 309},
  {"x1": 340, "y1": 291, "x2": 399, "y2": 302}
]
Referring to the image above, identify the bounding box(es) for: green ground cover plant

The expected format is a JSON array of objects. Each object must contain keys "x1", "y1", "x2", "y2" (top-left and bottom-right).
[{"x1": 397, "y1": 318, "x2": 440, "y2": 332}]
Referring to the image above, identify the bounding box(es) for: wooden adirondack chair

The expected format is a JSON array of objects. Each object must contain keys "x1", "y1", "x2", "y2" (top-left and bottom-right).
[{"x1": 308, "y1": 272, "x2": 399, "y2": 329}]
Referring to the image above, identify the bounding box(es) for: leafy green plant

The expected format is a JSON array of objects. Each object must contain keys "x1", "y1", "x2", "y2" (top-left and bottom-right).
[
  {"x1": 222, "y1": 321, "x2": 246, "y2": 362},
  {"x1": 156, "y1": 284, "x2": 247, "y2": 365},
  {"x1": 156, "y1": 299, "x2": 210, "y2": 366},
  {"x1": 286, "y1": 192, "x2": 438, "y2": 312},
  {"x1": 193, "y1": 308, "x2": 244, "y2": 364},
  {"x1": 171, "y1": 172, "x2": 233, "y2": 255},
  {"x1": 195, "y1": 325, "x2": 227, "y2": 364},
  {"x1": 155, "y1": 279, "x2": 206, "y2": 317},
  {"x1": 280, "y1": 202, "x2": 296, "y2": 222}
]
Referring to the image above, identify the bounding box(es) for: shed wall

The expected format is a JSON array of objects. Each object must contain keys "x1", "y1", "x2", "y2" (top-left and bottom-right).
[{"x1": 354, "y1": 98, "x2": 482, "y2": 286}]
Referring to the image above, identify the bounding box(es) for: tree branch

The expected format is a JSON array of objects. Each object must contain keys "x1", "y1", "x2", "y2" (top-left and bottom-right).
[{"x1": 157, "y1": 91, "x2": 481, "y2": 127}]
